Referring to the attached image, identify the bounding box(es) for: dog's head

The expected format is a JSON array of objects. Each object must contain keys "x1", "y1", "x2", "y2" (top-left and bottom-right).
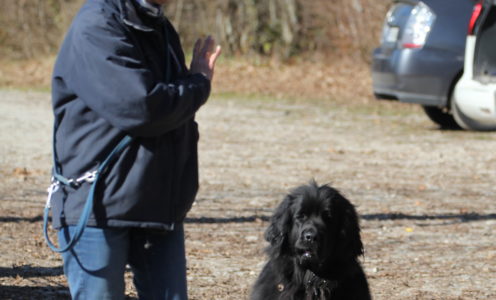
[{"x1": 265, "y1": 181, "x2": 363, "y2": 273}]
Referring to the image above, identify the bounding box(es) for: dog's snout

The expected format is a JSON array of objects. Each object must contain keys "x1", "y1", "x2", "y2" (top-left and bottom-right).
[{"x1": 302, "y1": 228, "x2": 317, "y2": 243}]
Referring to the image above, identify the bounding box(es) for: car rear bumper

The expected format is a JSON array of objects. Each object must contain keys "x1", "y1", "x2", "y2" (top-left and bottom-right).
[
  {"x1": 455, "y1": 80, "x2": 496, "y2": 122},
  {"x1": 371, "y1": 47, "x2": 462, "y2": 106}
]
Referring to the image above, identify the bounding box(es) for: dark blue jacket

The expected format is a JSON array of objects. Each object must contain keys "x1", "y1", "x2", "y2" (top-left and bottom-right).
[{"x1": 51, "y1": 0, "x2": 211, "y2": 230}]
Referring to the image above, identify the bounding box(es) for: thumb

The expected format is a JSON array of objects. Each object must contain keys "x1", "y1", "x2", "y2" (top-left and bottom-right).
[{"x1": 209, "y1": 45, "x2": 222, "y2": 68}]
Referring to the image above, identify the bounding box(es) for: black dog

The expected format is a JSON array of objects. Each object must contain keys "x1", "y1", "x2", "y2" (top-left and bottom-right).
[{"x1": 251, "y1": 182, "x2": 371, "y2": 300}]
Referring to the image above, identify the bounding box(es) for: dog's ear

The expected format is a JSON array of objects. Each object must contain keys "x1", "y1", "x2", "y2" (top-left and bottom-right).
[
  {"x1": 334, "y1": 193, "x2": 364, "y2": 260},
  {"x1": 264, "y1": 194, "x2": 293, "y2": 257}
]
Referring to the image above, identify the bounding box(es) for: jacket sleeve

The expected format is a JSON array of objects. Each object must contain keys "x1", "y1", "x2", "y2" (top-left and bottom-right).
[{"x1": 63, "y1": 13, "x2": 211, "y2": 137}]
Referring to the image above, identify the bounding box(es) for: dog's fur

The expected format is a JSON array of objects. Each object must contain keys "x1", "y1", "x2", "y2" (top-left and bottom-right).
[{"x1": 251, "y1": 182, "x2": 371, "y2": 300}]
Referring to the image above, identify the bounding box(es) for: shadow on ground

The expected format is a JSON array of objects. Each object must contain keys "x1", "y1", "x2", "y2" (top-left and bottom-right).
[{"x1": 1, "y1": 212, "x2": 495, "y2": 225}]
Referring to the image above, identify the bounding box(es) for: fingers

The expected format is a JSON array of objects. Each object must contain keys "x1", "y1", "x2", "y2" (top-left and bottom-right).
[
  {"x1": 209, "y1": 45, "x2": 222, "y2": 68},
  {"x1": 193, "y1": 36, "x2": 219, "y2": 57},
  {"x1": 190, "y1": 36, "x2": 221, "y2": 80},
  {"x1": 193, "y1": 38, "x2": 201, "y2": 58},
  {"x1": 200, "y1": 36, "x2": 214, "y2": 58}
]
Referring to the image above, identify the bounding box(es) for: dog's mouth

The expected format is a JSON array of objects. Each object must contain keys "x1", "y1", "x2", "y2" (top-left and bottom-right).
[{"x1": 296, "y1": 248, "x2": 318, "y2": 268}]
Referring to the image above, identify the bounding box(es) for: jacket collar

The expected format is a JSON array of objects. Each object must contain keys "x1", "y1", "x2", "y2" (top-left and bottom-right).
[
  {"x1": 119, "y1": 0, "x2": 163, "y2": 32},
  {"x1": 134, "y1": 0, "x2": 163, "y2": 17}
]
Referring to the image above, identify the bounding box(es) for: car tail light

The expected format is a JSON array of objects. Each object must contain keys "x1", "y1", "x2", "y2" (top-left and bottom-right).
[
  {"x1": 401, "y1": 2, "x2": 436, "y2": 49},
  {"x1": 468, "y1": 2, "x2": 483, "y2": 35}
]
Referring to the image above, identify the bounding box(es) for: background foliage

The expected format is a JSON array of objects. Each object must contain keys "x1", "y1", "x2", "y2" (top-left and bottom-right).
[{"x1": 0, "y1": 0, "x2": 389, "y2": 61}]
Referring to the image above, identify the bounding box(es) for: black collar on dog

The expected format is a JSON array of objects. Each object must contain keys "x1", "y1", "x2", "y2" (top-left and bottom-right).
[
  {"x1": 275, "y1": 270, "x2": 339, "y2": 297},
  {"x1": 304, "y1": 270, "x2": 339, "y2": 297}
]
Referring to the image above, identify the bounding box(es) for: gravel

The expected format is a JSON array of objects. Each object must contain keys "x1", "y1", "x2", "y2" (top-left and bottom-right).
[{"x1": 0, "y1": 90, "x2": 495, "y2": 299}]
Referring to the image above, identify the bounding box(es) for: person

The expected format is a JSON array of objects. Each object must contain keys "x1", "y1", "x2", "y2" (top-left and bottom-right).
[{"x1": 49, "y1": 0, "x2": 221, "y2": 298}]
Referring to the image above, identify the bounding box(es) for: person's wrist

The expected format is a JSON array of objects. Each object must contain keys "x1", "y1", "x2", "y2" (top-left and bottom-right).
[{"x1": 195, "y1": 71, "x2": 211, "y2": 81}]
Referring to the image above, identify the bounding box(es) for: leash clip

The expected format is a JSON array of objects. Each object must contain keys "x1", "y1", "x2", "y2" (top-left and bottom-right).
[
  {"x1": 75, "y1": 170, "x2": 98, "y2": 184},
  {"x1": 46, "y1": 180, "x2": 60, "y2": 209}
]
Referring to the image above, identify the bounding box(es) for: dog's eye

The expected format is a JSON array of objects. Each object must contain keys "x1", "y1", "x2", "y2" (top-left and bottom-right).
[
  {"x1": 322, "y1": 210, "x2": 332, "y2": 220},
  {"x1": 296, "y1": 213, "x2": 306, "y2": 221}
]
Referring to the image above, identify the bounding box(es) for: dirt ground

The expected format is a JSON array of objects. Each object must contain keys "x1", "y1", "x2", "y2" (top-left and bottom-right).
[{"x1": 0, "y1": 89, "x2": 495, "y2": 299}]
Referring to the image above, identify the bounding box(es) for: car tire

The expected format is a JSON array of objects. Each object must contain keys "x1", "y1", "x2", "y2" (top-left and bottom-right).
[
  {"x1": 421, "y1": 105, "x2": 461, "y2": 129},
  {"x1": 451, "y1": 98, "x2": 496, "y2": 131}
]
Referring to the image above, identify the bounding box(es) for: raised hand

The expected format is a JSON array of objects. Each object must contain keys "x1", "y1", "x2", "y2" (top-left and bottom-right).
[{"x1": 190, "y1": 36, "x2": 222, "y2": 81}]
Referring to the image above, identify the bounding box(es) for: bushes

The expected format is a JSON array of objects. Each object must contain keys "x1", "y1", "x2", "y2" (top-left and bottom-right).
[
  {"x1": 0, "y1": 0, "x2": 389, "y2": 61},
  {"x1": 0, "y1": 0, "x2": 81, "y2": 59},
  {"x1": 164, "y1": 0, "x2": 390, "y2": 61}
]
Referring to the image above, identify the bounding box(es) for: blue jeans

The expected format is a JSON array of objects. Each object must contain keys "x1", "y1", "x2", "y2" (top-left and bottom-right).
[{"x1": 58, "y1": 224, "x2": 187, "y2": 300}]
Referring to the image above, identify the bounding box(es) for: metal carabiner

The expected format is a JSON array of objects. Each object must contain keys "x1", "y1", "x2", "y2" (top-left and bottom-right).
[
  {"x1": 45, "y1": 180, "x2": 60, "y2": 209},
  {"x1": 75, "y1": 171, "x2": 98, "y2": 184}
]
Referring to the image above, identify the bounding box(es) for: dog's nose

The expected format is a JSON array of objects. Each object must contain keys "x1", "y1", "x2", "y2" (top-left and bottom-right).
[{"x1": 302, "y1": 229, "x2": 316, "y2": 243}]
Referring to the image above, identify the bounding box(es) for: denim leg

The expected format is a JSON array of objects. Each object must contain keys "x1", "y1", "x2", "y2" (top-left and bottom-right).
[
  {"x1": 129, "y1": 224, "x2": 188, "y2": 300},
  {"x1": 58, "y1": 226, "x2": 129, "y2": 300}
]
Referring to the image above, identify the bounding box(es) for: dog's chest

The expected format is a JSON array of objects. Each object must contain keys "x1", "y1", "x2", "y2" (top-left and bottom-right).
[
  {"x1": 304, "y1": 271, "x2": 339, "y2": 300},
  {"x1": 275, "y1": 273, "x2": 339, "y2": 300}
]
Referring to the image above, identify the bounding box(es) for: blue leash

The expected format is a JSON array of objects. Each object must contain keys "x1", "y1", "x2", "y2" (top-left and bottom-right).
[{"x1": 43, "y1": 134, "x2": 133, "y2": 253}]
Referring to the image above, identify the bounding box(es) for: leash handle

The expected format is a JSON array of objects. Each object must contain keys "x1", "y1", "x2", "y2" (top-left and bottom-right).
[{"x1": 43, "y1": 135, "x2": 133, "y2": 253}]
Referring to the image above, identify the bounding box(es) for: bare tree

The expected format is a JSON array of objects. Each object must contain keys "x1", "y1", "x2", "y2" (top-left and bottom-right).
[{"x1": 1, "y1": 0, "x2": 390, "y2": 61}]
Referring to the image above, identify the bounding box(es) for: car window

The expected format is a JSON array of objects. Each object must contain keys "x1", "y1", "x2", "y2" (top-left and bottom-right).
[
  {"x1": 380, "y1": 3, "x2": 414, "y2": 47},
  {"x1": 388, "y1": 3, "x2": 413, "y2": 27}
]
